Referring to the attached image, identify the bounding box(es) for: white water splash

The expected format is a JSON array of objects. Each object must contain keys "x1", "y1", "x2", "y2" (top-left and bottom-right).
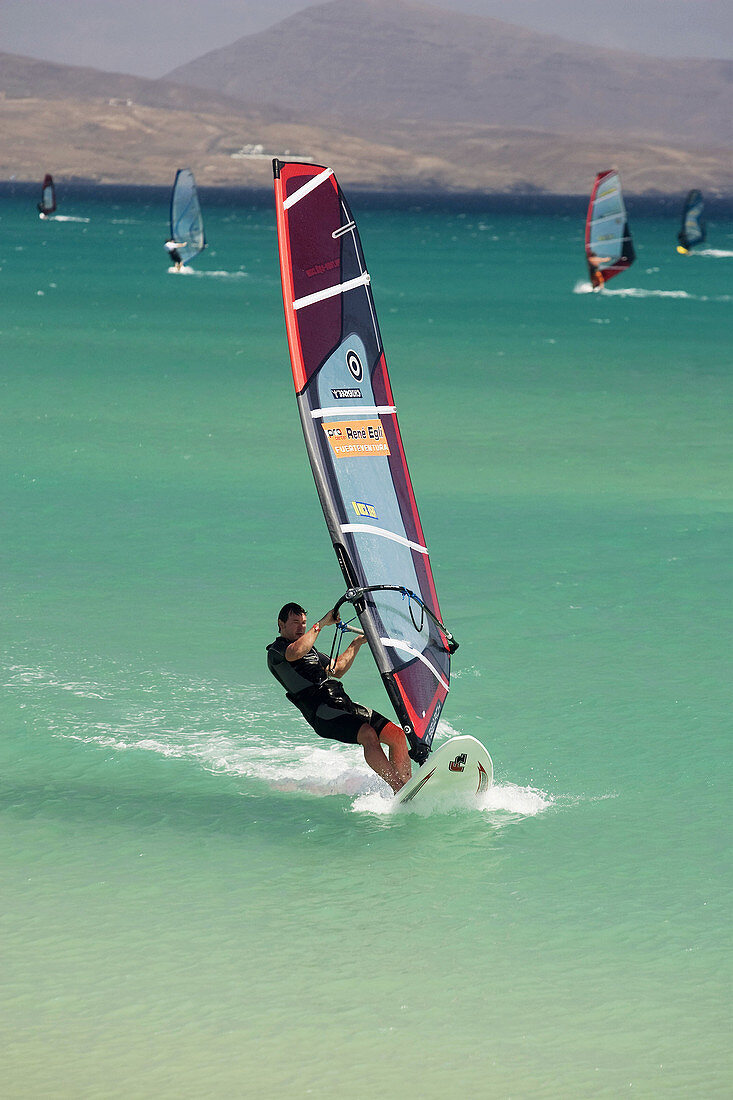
[
  {"x1": 574, "y1": 280, "x2": 691, "y2": 299},
  {"x1": 168, "y1": 267, "x2": 248, "y2": 278},
  {"x1": 4, "y1": 657, "x2": 381, "y2": 795},
  {"x1": 52, "y1": 215, "x2": 90, "y2": 223},
  {"x1": 573, "y1": 280, "x2": 731, "y2": 302},
  {"x1": 5, "y1": 658, "x2": 556, "y2": 820},
  {"x1": 351, "y1": 720, "x2": 554, "y2": 818},
  {"x1": 351, "y1": 780, "x2": 553, "y2": 818},
  {"x1": 602, "y1": 287, "x2": 693, "y2": 299}
]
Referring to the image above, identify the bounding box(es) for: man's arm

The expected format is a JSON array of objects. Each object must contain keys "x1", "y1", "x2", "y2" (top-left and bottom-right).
[
  {"x1": 330, "y1": 634, "x2": 368, "y2": 678},
  {"x1": 285, "y1": 609, "x2": 337, "y2": 662}
]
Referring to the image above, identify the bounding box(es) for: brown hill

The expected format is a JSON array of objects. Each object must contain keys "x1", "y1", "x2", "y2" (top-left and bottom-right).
[
  {"x1": 2, "y1": 87, "x2": 730, "y2": 196},
  {"x1": 165, "y1": 0, "x2": 733, "y2": 147},
  {"x1": 1, "y1": 25, "x2": 732, "y2": 196},
  {"x1": 0, "y1": 51, "x2": 286, "y2": 119}
]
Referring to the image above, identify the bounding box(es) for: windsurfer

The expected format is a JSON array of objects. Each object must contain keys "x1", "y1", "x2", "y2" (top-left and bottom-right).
[
  {"x1": 164, "y1": 238, "x2": 186, "y2": 271},
  {"x1": 266, "y1": 603, "x2": 411, "y2": 793},
  {"x1": 587, "y1": 250, "x2": 611, "y2": 289}
]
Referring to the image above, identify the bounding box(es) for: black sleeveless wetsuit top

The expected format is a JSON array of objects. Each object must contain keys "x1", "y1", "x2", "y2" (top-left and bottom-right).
[
  {"x1": 266, "y1": 636, "x2": 390, "y2": 745},
  {"x1": 266, "y1": 636, "x2": 332, "y2": 716}
]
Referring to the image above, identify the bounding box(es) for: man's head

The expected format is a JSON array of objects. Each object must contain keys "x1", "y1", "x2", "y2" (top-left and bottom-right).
[{"x1": 278, "y1": 602, "x2": 307, "y2": 641}]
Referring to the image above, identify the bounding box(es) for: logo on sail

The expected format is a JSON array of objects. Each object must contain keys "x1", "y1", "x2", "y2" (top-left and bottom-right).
[
  {"x1": 331, "y1": 388, "x2": 362, "y2": 399},
  {"x1": 306, "y1": 258, "x2": 339, "y2": 278},
  {"x1": 346, "y1": 350, "x2": 363, "y2": 381},
  {"x1": 352, "y1": 501, "x2": 377, "y2": 518},
  {"x1": 322, "y1": 420, "x2": 390, "y2": 458}
]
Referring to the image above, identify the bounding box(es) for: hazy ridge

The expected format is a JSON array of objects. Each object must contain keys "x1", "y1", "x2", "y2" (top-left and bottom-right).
[
  {"x1": 2, "y1": 0, "x2": 731, "y2": 195},
  {"x1": 167, "y1": 0, "x2": 732, "y2": 147}
]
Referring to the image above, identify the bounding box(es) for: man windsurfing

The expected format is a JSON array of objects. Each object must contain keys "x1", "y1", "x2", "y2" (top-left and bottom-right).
[
  {"x1": 267, "y1": 602, "x2": 411, "y2": 792},
  {"x1": 587, "y1": 250, "x2": 611, "y2": 290},
  {"x1": 164, "y1": 238, "x2": 186, "y2": 272}
]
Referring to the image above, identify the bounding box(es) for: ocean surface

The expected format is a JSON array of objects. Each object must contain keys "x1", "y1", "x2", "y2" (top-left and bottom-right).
[{"x1": 1, "y1": 183, "x2": 731, "y2": 1099}]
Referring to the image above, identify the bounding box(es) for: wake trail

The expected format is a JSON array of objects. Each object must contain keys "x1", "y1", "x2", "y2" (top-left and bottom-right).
[
  {"x1": 168, "y1": 267, "x2": 248, "y2": 279},
  {"x1": 5, "y1": 658, "x2": 556, "y2": 821},
  {"x1": 574, "y1": 280, "x2": 731, "y2": 302}
]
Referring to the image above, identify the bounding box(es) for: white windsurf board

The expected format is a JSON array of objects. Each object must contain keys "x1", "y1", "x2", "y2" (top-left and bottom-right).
[{"x1": 395, "y1": 735, "x2": 493, "y2": 807}]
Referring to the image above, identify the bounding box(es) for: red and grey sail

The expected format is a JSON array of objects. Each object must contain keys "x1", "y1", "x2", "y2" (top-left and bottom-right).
[
  {"x1": 585, "y1": 170, "x2": 635, "y2": 286},
  {"x1": 273, "y1": 161, "x2": 455, "y2": 762},
  {"x1": 38, "y1": 174, "x2": 56, "y2": 217}
]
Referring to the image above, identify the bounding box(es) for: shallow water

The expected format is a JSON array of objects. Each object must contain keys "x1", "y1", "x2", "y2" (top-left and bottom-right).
[{"x1": 1, "y1": 186, "x2": 731, "y2": 1098}]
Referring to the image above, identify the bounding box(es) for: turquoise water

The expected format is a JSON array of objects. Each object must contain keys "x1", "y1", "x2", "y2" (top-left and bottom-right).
[{"x1": 2, "y1": 187, "x2": 731, "y2": 1098}]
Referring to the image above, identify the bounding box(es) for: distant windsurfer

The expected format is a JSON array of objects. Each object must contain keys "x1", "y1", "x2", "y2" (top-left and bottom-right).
[
  {"x1": 587, "y1": 250, "x2": 611, "y2": 289},
  {"x1": 267, "y1": 603, "x2": 411, "y2": 793},
  {"x1": 164, "y1": 238, "x2": 186, "y2": 271}
]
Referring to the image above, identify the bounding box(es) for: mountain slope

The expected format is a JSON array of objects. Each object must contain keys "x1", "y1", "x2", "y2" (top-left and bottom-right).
[
  {"x1": 3, "y1": 82, "x2": 730, "y2": 195},
  {"x1": 0, "y1": 51, "x2": 288, "y2": 120},
  {"x1": 165, "y1": 0, "x2": 733, "y2": 146}
]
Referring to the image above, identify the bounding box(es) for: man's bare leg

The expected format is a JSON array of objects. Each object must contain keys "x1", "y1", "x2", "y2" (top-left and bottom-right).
[
  {"x1": 379, "y1": 722, "x2": 411, "y2": 787},
  {"x1": 357, "y1": 724, "x2": 405, "y2": 793}
]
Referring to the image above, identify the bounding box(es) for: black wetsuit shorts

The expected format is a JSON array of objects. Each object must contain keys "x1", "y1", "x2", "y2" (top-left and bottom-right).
[
  {"x1": 306, "y1": 680, "x2": 390, "y2": 745},
  {"x1": 266, "y1": 636, "x2": 390, "y2": 745}
]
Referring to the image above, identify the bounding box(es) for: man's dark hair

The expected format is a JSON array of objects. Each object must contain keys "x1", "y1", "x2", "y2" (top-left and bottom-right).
[{"x1": 278, "y1": 602, "x2": 306, "y2": 625}]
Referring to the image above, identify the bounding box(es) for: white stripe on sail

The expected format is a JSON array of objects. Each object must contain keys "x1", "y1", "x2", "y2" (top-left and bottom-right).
[
  {"x1": 282, "y1": 167, "x2": 333, "y2": 210},
  {"x1": 311, "y1": 405, "x2": 396, "y2": 419},
  {"x1": 594, "y1": 212, "x2": 624, "y2": 228},
  {"x1": 340, "y1": 524, "x2": 428, "y2": 554},
  {"x1": 381, "y1": 638, "x2": 449, "y2": 691},
  {"x1": 293, "y1": 273, "x2": 370, "y2": 311}
]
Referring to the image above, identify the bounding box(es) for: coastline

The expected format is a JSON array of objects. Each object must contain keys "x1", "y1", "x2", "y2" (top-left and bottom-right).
[
  {"x1": 4, "y1": 178, "x2": 733, "y2": 213},
  {"x1": 2, "y1": 94, "x2": 732, "y2": 200}
]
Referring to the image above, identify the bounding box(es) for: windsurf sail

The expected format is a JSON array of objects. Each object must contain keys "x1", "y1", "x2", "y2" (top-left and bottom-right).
[
  {"x1": 585, "y1": 169, "x2": 635, "y2": 287},
  {"x1": 677, "y1": 189, "x2": 705, "y2": 253},
  {"x1": 38, "y1": 173, "x2": 56, "y2": 217},
  {"x1": 273, "y1": 160, "x2": 456, "y2": 764},
  {"x1": 169, "y1": 168, "x2": 206, "y2": 265}
]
